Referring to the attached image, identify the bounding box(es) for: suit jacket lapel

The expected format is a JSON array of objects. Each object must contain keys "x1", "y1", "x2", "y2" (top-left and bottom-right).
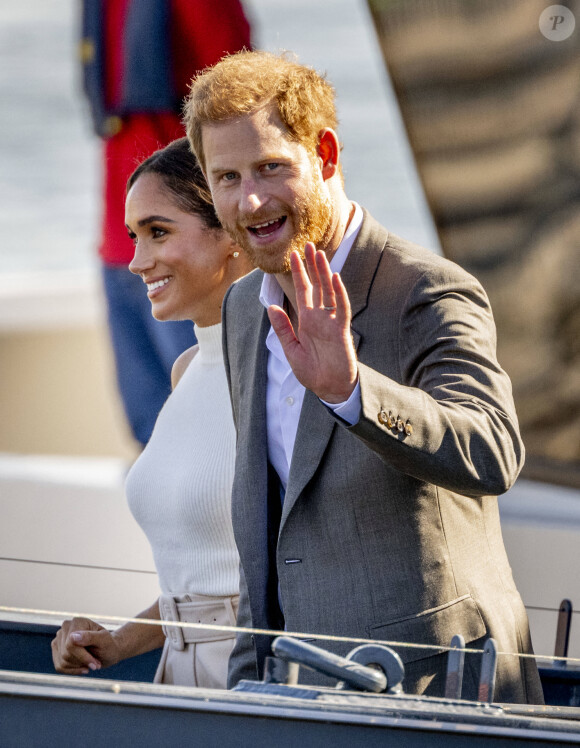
[
  {"x1": 281, "y1": 212, "x2": 389, "y2": 524},
  {"x1": 231, "y1": 299, "x2": 272, "y2": 616},
  {"x1": 282, "y1": 390, "x2": 335, "y2": 524},
  {"x1": 240, "y1": 304, "x2": 270, "y2": 479},
  {"x1": 341, "y1": 209, "x2": 390, "y2": 323}
]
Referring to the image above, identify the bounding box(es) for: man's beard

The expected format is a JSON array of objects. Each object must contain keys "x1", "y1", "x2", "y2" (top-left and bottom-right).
[{"x1": 221, "y1": 176, "x2": 334, "y2": 275}]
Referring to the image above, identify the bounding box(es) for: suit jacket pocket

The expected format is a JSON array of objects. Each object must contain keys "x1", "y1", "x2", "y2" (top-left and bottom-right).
[{"x1": 368, "y1": 594, "x2": 486, "y2": 664}]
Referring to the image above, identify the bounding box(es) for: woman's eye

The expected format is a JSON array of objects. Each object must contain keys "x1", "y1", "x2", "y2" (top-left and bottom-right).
[
  {"x1": 222, "y1": 172, "x2": 237, "y2": 182},
  {"x1": 151, "y1": 227, "x2": 167, "y2": 239},
  {"x1": 127, "y1": 231, "x2": 137, "y2": 245}
]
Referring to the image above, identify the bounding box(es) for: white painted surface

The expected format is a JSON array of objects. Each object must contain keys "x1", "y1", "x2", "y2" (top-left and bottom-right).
[
  {"x1": 0, "y1": 271, "x2": 103, "y2": 332},
  {"x1": 0, "y1": 454, "x2": 158, "y2": 623},
  {"x1": 499, "y1": 480, "x2": 580, "y2": 662}
]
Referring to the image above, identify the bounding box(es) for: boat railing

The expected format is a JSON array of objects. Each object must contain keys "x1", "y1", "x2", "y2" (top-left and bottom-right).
[{"x1": 2, "y1": 598, "x2": 580, "y2": 707}]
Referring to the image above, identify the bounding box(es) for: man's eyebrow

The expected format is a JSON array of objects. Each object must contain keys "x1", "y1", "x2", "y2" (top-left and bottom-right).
[
  {"x1": 209, "y1": 156, "x2": 288, "y2": 176},
  {"x1": 137, "y1": 215, "x2": 176, "y2": 227},
  {"x1": 209, "y1": 165, "x2": 231, "y2": 176}
]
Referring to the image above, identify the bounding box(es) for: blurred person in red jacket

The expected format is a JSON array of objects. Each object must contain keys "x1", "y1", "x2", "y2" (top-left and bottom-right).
[{"x1": 80, "y1": 0, "x2": 251, "y2": 447}]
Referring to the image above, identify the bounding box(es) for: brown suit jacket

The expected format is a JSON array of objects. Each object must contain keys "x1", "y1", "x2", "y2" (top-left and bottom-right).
[{"x1": 222, "y1": 211, "x2": 543, "y2": 703}]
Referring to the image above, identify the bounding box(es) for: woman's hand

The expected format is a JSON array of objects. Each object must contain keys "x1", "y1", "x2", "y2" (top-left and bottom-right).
[{"x1": 51, "y1": 617, "x2": 123, "y2": 675}]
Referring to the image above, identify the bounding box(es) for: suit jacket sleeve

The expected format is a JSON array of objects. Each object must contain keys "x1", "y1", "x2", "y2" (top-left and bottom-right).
[{"x1": 348, "y1": 260, "x2": 524, "y2": 498}]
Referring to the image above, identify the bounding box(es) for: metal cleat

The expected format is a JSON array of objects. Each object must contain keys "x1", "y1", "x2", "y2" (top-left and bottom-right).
[
  {"x1": 478, "y1": 638, "x2": 498, "y2": 704},
  {"x1": 345, "y1": 644, "x2": 405, "y2": 694},
  {"x1": 262, "y1": 655, "x2": 299, "y2": 685},
  {"x1": 444, "y1": 634, "x2": 465, "y2": 699},
  {"x1": 554, "y1": 599, "x2": 573, "y2": 667},
  {"x1": 271, "y1": 637, "x2": 390, "y2": 693}
]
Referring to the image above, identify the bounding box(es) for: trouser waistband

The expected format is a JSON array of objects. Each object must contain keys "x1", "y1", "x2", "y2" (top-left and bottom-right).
[{"x1": 159, "y1": 593, "x2": 239, "y2": 650}]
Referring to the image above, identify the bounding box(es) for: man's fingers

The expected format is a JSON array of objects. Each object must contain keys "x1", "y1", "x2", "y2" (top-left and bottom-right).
[
  {"x1": 303, "y1": 242, "x2": 317, "y2": 270},
  {"x1": 290, "y1": 250, "x2": 313, "y2": 310},
  {"x1": 315, "y1": 250, "x2": 336, "y2": 310},
  {"x1": 304, "y1": 243, "x2": 322, "y2": 307},
  {"x1": 332, "y1": 271, "x2": 351, "y2": 323},
  {"x1": 268, "y1": 305, "x2": 310, "y2": 374},
  {"x1": 293, "y1": 246, "x2": 340, "y2": 315},
  {"x1": 267, "y1": 305, "x2": 297, "y2": 348}
]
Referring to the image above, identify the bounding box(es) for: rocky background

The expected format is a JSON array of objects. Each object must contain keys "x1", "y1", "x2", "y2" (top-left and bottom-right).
[{"x1": 367, "y1": 0, "x2": 580, "y2": 486}]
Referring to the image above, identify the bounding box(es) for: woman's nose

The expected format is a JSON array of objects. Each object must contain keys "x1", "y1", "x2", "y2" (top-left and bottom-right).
[{"x1": 128, "y1": 241, "x2": 154, "y2": 276}]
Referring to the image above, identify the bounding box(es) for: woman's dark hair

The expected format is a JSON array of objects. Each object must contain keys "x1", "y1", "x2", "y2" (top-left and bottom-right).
[{"x1": 126, "y1": 137, "x2": 221, "y2": 231}]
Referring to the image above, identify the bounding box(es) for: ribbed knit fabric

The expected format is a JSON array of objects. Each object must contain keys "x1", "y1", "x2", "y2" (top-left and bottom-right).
[{"x1": 125, "y1": 323, "x2": 239, "y2": 597}]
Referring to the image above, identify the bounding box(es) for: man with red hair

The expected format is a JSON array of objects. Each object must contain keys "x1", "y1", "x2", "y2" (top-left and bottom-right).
[{"x1": 185, "y1": 50, "x2": 543, "y2": 703}]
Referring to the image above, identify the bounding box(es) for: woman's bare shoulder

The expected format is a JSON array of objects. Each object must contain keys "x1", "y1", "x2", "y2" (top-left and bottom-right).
[{"x1": 171, "y1": 344, "x2": 199, "y2": 389}]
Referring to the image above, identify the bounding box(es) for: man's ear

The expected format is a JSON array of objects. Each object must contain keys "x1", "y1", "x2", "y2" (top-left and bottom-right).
[{"x1": 317, "y1": 128, "x2": 340, "y2": 180}]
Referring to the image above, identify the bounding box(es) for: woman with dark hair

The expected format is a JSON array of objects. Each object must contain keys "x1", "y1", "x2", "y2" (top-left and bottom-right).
[{"x1": 51, "y1": 138, "x2": 253, "y2": 688}]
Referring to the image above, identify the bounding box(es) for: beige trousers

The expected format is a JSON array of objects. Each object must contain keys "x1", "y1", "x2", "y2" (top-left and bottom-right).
[{"x1": 154, "y1": 592, "x2": 239, "y2": 689}]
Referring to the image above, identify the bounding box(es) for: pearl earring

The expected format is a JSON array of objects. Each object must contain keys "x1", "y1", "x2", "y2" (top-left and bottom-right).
[{"x1": 233, "y1": 251, "x2": 239, "y2": 258}]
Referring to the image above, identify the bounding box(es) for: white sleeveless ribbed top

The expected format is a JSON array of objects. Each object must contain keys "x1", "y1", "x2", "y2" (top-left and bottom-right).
[{"x1": 125, "y1": 323, "x2": 239, "y2": 597}]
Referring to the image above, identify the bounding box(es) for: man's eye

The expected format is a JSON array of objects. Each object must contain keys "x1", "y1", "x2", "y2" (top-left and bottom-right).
[
  {"x1": 222, "y1": 172, "x2": 237, "y2": 182},
  {"x1": 264, "y1": 163, "x2": 279, "y2": 171}
]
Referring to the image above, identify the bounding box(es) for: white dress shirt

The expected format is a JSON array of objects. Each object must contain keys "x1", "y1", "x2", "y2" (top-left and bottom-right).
[{"x1": 259, "y1": 203, "x2": 363, "y2": 490}]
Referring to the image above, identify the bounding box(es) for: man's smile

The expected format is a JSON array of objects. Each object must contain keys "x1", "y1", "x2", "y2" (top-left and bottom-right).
[{"x1": 247, "y1": 217, "x2": 287, "y2": 238}]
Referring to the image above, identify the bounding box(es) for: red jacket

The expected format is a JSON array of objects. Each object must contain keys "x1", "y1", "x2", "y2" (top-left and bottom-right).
[{"x1": 97, "y1": 0, "x2": 251, "y2": 263}]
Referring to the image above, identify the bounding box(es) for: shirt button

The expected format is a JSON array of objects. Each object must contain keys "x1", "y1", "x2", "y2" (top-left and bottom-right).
[{"x1": 286, "y1": 396, "x2": 295, "y2": 406}]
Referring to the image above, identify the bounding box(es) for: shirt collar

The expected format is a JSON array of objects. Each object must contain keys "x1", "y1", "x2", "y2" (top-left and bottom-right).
[{"x1": 259, "y1": 202, "x2": 363, "y2": 310}]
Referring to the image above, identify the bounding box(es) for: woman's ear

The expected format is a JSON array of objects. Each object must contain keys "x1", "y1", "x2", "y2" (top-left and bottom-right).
[
  {"x1": 317, "y1": 128, "x2": 340, "y2": 180},
  {"x1": 229, "y1": 238, "x2": 241, "y2": 258},
  {"x1": 228, "y1": 243, "x2": 254, "y2": 276}
]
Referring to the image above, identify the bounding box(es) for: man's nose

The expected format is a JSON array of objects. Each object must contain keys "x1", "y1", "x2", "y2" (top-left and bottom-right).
[{"x1": 238, "y1": 178, "x2": 265, "y2": 213}]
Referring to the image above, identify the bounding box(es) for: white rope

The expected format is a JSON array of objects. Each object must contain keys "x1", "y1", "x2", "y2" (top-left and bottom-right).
[{"x1": 0, "y1": 605, "x2": 573, "y2": 664}]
